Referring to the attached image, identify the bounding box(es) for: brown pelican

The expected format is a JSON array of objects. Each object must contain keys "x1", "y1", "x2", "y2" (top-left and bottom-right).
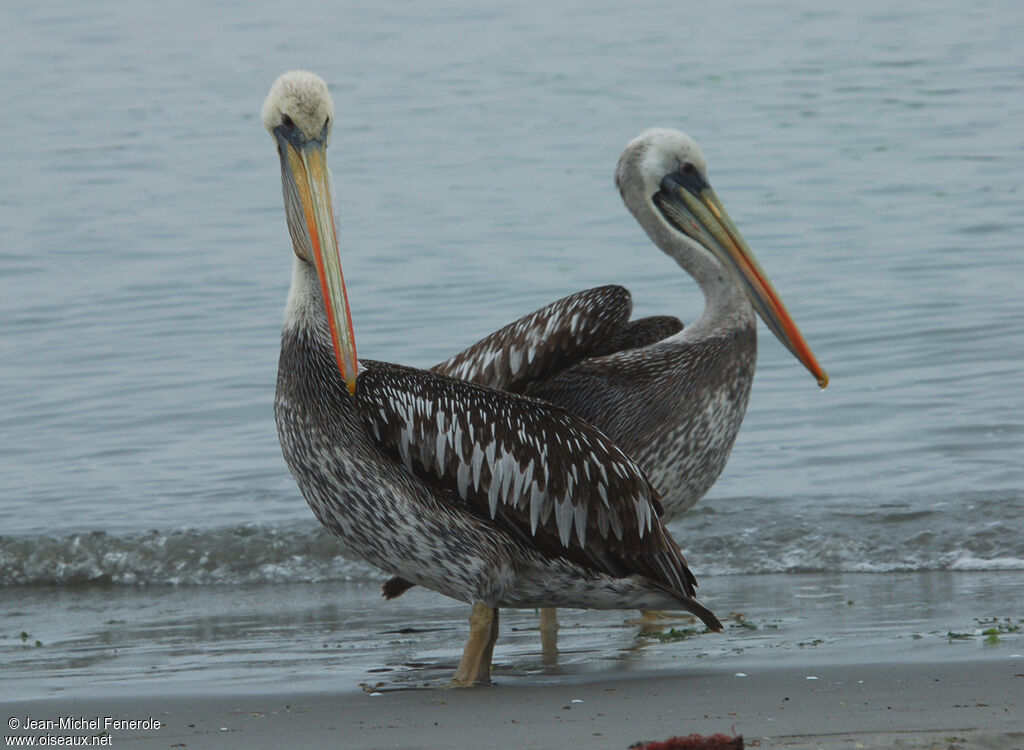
[
  {"x1": 385, "y1": 131, "x2": 827, "y2": 649},
  {"x1": 264, "y1": 72, "x2": 722, "y2": 687}
]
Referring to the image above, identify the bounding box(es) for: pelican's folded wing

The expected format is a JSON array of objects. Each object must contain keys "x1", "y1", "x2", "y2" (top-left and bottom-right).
[
  {"x1": 356, "y1": 361, "x2": 699, "y2": 599},
  {"x1": 590, "y1": 315, "x2": 683, "y2": 357},
  {"x1": 432, "y1": 286, "x2": 636, "y2": 391}
]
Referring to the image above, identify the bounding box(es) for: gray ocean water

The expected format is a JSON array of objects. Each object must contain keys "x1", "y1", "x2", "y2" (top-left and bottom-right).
[{"x1": 2, "y1": 0, "x2": 1023, "y2": 698}]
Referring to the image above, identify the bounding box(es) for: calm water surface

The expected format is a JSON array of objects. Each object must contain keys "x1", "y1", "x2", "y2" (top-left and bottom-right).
[{"x1": 1, "y1": 0, "x2": 1022, "y2": 696}]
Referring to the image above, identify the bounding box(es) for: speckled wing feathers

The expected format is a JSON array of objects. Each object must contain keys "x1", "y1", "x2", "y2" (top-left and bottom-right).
[
  {"x1": 356, "y1": 362, "x2": 699, "y2": 597},
  {"x1": 433, "y1": 286, "x2": 638, "y2": 391},
  {"x1": 591, "y1": 315, "x2": 683, "y2": 357}
]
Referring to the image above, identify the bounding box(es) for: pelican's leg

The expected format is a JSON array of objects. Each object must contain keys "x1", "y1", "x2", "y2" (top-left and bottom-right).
[
  {"x1": 539, "y1": 607, "x2": 559, "y2": 665},
  {"x1": 449, "y1": 602, "x2": 496, "y2": 688},
  {"x1": 637, "y1": 609, "x2": 696, "y2": 622},
  {"x1": 472, "y1": 607, "x2": 499, "y2": 685},
  {"x1": 627, "y1": 609, "x2": 699, "y2": 631},
  {"x1": 640, "y1": 609, "x2": 667, "y2": 622}
]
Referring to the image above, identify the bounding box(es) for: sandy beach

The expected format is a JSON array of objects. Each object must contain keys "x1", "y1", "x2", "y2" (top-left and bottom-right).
[{"x1": 6, "y1": 657, "x2": 1021, "y2": 749}]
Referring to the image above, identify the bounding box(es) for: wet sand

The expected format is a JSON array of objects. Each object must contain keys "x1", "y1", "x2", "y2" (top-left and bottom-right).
[
  {"x1": 5, "y1": 573, "x2": 1022, "y2": 748},
  {"x1": 6, "y1": 657, "x2": 1021, "y2": 749}
]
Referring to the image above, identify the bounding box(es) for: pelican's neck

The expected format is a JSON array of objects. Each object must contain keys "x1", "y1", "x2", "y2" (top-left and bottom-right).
[
  {"x1": 631, "y1": 194, "x2": 755, "y2": 340},
  {"x1": 284, "y1": 255, "x2": 331, "y2": 343}
]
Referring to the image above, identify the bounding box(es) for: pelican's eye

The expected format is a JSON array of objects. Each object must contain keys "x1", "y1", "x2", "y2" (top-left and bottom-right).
[
  {"x1": 281, "y1": 114, "x2": 296, "y2": 130},
  {"x1": 679, "y1": 162, "x2": 696, "y2": 175}
]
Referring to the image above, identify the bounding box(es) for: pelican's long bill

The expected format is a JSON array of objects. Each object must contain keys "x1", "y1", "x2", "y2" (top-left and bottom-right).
[
  {"x1": 655, "y1": 171, "x2": 828, "y2": 389},
  {"x1": 275, "y1": 128, "x2": 358, "y2": 394}
]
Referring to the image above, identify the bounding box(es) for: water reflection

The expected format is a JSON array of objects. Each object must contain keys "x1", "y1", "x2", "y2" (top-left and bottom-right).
[{"x1": 4, "y1": 571, "x2": 1021, "y2": 698}]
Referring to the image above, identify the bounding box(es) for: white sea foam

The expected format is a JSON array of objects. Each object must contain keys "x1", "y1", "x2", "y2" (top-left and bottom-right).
[
  {"x1": 0, "y1": 523, "x2": 379, "y2": 587},
  {"x1": 2, "y1": 502, "x2": 1023, "y2": 588},
  {"x1": 949, "y1": 554, "x2": 1024, "y2": 571}
]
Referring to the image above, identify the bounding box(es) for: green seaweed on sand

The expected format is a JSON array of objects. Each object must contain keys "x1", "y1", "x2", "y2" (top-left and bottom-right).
[
  {"x1": 974, "y1": 617, "x2": 1021, "y2": 635},
  {"x1": 949, "y1": 617, "x2": 1024, "y2": 645},
  {"x1": 17, "y1": 631, "x2": 42, "y2": 647},
  {"x1": 728, "y1": 612, "x2": 757, "y2": 631}
]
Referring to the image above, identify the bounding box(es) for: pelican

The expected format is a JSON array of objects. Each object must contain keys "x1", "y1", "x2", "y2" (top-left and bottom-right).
[
  {"x1": 437, "y1": 128, "x2": 827, "y2": 510},
  {"x1": 384, "y1": 129, "x2": 828, "y2": 647},
  {"x1": 264, "y1": 72, "x2": 722, "y2": 687}
]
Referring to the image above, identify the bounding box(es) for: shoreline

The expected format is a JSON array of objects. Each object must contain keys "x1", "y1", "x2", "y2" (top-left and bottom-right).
[
  {"x1": 5, "y1": 571, "x2": 1023, "y2": 705},
  {"x1": 5, "y1": 656, "x2": 1021, "y2": 749}
]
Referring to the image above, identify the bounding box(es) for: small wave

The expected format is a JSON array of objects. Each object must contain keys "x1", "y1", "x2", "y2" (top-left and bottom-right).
[
  {"x1": 949, "y1": 554, "x2": 1024, "y2": 571},
  {"x1": 0, "y1": 522, "x2": 378, "y2": 587},
  {"x1": 677, "y1": 491, "x2": 1024, "y2": 576},
  {"x1": 2, "y1": 492, "x2": 1022, "y2": 587}
]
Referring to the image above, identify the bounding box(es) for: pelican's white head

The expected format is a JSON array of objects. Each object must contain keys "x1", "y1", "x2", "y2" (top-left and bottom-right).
[
  {"x1": 615, "y1": 128, "x2": 827, "y2": 389},
  {"x1": 616, "y1": 128, "x2": 707, "y2": 204},
  {"x1": 261, "y1": 70, "x2": 334, "y2": 145}
]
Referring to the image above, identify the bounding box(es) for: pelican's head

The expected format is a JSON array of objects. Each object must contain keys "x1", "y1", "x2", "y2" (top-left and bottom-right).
[
  {"x1": 617, "y1": 128, "x2": 827, "y2": 389},
  {"x1": 263, "y1": 71, "x2": 357, "y2": 394},
  {"x1": 261, "y1": 70, "x2": 334, "y2": 149}
]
